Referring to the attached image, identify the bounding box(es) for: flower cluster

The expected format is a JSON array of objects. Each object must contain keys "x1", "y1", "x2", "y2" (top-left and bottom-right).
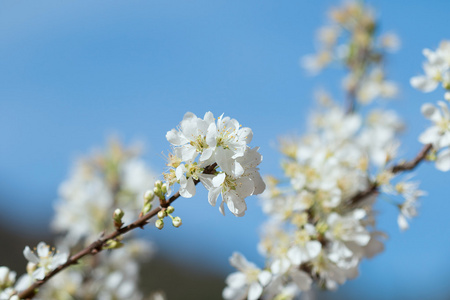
[
  {"x1": 16, "y1": 140, "x2": 157, "y2": 300},
  {"x1": 411, "y1": 40, "x2": 450, "y2": 98},
  {"x1": 52, "y1": 139, "x2": 157, "y2": 244},
  {"x1": 224, "y1": 102, "x2": 425, "y2": 298},
  {"x1": 224, "y1": 2, "x2": 429, "y2": 299},
  {"x1": 412, "y1": 41, "x2": 450, "y2": 171},
  {"x1": 302, "y1": 1, "x2": 398, "y2": 105},
  {"x1": 0, "y1": 267, "x2": 19, "y2": 300},
  {"x1": 165, "y1": 112, "x2": 265, "y2": 216}
]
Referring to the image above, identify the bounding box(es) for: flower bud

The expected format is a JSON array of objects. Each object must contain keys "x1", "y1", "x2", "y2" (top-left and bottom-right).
[
  {"x1": 113, "y1": 208, "x2": 124, "y2": 229},
  {"x1": 155, "y1": 180, "x2": 162, "y2": 189},
  {"x1": 161, "y1": 183, "x2": 168, "y2": 195},
  {"x1": 172, "y1": 216, "x2": 182, "y2": 228},
  {"x1": 142, "y1": 202, "x2": 153, "y2": 215},
  {"x1": 157, "y1": 210, "x2": 166, "y2": 219},
  {"x1": 144, "y1": 190, "x2": 155, "y2": 202},
  {"x1": 155, "y1": 219, "x2": 164, "y2": 230},
  {"x1": 113, "y1": 208, "x2": 124, "y2": 221},
  {"x1": 166, "y1": 206, "x2": 175, "y2": 214},
  {"x1": 103, "y1": 239, "x2": 124, "y2": 250},
  {"x1": 26, "y1": 262, "x2": 37, "y2": 275}
]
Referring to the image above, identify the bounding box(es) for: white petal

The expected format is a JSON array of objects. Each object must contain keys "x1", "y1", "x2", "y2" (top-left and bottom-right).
[
  {"x1": 290, "y1": 270, "x2": 312, "y2": 291},
  {"x1": 306, "y1": 241, "x2": 322, "y2": 259},
  {"x1": 219, "y1": 200, "x2": 225, "y2": 216},
  {"x1": 183, "y1": 112, "x2": 196, "y2": 121},
  {"x1": 51, "y1": 252, "x2": 68, "y2": 269},
  {"x1": 410, "y1": 76, "x2": 438, "y2": 92},
  {"x1": 208, "y1": 187, "x2": 222, "y2": 206},
  {"x1": 33, "y1": 268, "x2": 46, "y2": 280},
  {"x1": 258, "y1": 270, "x2": 272, "y2": 286},
  {"x1": 238, "y1": 127, "x2": 253, "y2": 144},
  {"x1": 225, "y1": 191, "x2": 247, "y2": 216},
  {"x1": 436, "y1": 148, "x2": 450, "y2": 171},
  {"x1": 180, "y1": 178, "x2": 196, "y2": 198},
  {"x1": 249, "y1": 171, "x2": 265, "y2": 195},
  {"x1": 248, "y1": 282, "x2": 263, "y2": 300},
  {"x1": 236, "y1": 177, "x2": 254, "y2": 198},
  {"x1": 287, "y1": 247, "x2": 303, "y2": 265},
  {"x1": 398, "y1": 214, "x2": 409, "y2": 231},
  {"x1": 36, "y1": 242, "x2": 49, "y2": 258},
  {"x1": 206, "y1": 129, "x2": 218, "y2": 149},
  {"x1": 226, "y1": 272, "x2": 247, "y2": 288},
  {"x1": 175, "y1": 165, "x2": 186, "y2": 181},
  {"x1": 418, "y1": 126, "x2": 441, "y2": 146},
  {"x1": 166, "y1": 129, "x2": 188, "y2": 146},
  {"x1": 23, "y1": 247, "x2": 39, "y2": 264},
  {"x1": 215, "y1": 147, "x2": 234, "y2": 174},
  {"x1": 270, "y1": 258, "x2": 290, "y2": 275},
  {"x1": 421, "y1": 103, "x2": 439, "y2": 121},
  {"x1": 180, "y1": 146, "x2": 198, "y2": 162},
  {"x1": 200, "y1": 147, "x2": 214, "y2": 161},
  {"x1": 212, "y1": 173, "x2": 226, "y2": 187},
  {"x1": 229, "y1": 252, "x2": 253, "y2": 270}
]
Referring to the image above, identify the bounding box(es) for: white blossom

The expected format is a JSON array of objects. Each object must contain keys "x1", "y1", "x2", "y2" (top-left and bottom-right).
[
  {"x1": 23, "y1": 242, "x2": 68, "y2": 280},
  {"x1": 223, "y1": 253, "x2": 272, "y2": 300}
]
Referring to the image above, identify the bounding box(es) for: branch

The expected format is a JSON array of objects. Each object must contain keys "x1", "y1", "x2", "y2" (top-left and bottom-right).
[
  {"x1": 348, "y1": 144, "x2": 432, "y2": 206},
  {"x1": 18, "y1": 164, "x2": 217, "y2": 299},
  {"x1": 391, "y1": 144, "x2": 433, "y2": 174}
]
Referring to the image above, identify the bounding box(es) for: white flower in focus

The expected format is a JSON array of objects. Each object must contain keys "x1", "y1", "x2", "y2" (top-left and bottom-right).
[
  {"x1": 204, "y1": 147, "x2": 265, "y2": 216},
  {"x1": 206, "y1": 114, "x2": 253, "y2": 160},
  {"x1": 223, "y1": 253, "x2": 272, "y2": 300},
  {"x1": 23, "y1": 242, "x2": 68, "y2": 280},
  {"x1": 419, "y1": 101, "x2": 450, "y2": 149},
  {"x1": 166, "y1": 112, "x2": 215, "y2": 162}
]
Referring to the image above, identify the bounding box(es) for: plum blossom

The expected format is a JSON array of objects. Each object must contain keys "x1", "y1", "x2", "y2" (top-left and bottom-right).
[
  {"x1": 410, "y1": 41, "x2": 450, "y2": 92},
  {"x1": 419, "y1": 101, "x2": 450, "y2": 149},
  {"x1": 23, "y1": 242, "x2": 68, "y2": 280},
  {"x1": 166, "y1": 112, "x2": 264, "y2": 216},
  {"x1": 223, "y1": 253, "x2": 272, "y2": 300}
]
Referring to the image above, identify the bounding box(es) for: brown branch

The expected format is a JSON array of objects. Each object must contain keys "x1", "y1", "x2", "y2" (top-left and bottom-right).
[
  {"x1": 18, "y1": 163, "x2": 217, "y2": 300},
  {"x1": 348, "y1": 144, "x2": 433, "y2": 206},
  {"x1": 391, "y1": 144, "x2": 433, "y2": 174}
]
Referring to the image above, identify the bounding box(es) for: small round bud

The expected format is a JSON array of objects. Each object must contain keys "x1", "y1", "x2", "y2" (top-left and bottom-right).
[
  {"x1": 172, "y1": 216, "x2": 182, "y2": 228},
  {"x1": 142, "y1": 203, "x2": 152, "y2": 215},
  {"x1": 155, "y1": 219, "x2": 164, "y2": 230},
  {"x1": 26, "y1": 262, "x2": 37, "y2": 275},
  {"x1": 155, "y1": 180, "x2": 162, "y2": 189},
  {"x1": 161, "y1": 183, "x2": 168, "y2": 195},
  {"x1": 113, "y1": 208, "x2": 124, "y2": 220},
  {"x1": 166, "y1": 206, "x2": 175, "y2": 214},
  {"x1": 157, "y1": 210, "x2": 166, "y2": 219},
  {"x1": 144, "y1": 190, "x2": 155, "y2": 201}
]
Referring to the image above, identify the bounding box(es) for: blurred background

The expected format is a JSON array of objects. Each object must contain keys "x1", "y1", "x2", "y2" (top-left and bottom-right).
[{"x1": 1, "y1": 0, "x2": 450, "y2": 299}]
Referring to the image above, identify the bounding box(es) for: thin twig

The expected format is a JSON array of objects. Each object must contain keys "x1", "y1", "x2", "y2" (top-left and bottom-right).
[
  {"x1": 348, "y1": 144, "x2": 432, "y2": 205},
  {"x1": 18, "y1": 164, "x2": 217, "y2": 299}
]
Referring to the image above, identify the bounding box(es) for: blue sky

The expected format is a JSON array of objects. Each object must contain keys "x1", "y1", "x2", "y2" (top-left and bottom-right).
[{"x1": 1, "y1": 1, "x2": 450, "y2": 299}]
